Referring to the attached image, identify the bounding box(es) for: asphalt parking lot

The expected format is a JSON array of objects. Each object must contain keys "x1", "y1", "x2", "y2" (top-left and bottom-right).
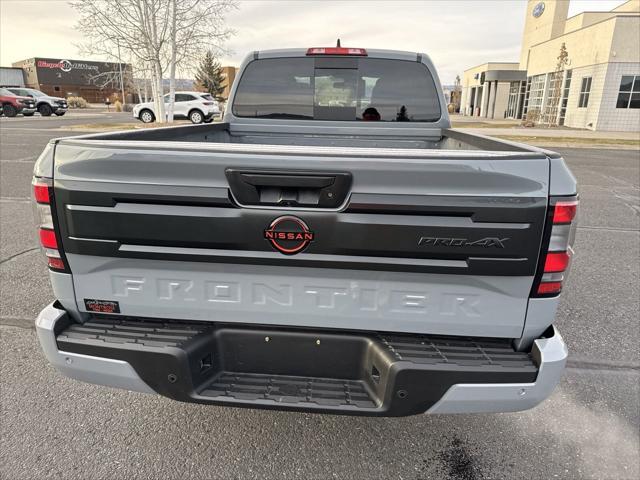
[{"x1": 1, "y1": 114, "x2": 638, "y2": 480}]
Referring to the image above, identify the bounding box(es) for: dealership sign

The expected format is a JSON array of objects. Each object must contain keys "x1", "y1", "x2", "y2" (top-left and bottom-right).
[
  {"x1": 36, "y1": 59, "x2": 99, "y2": 73},
  {"x1": 33, "y1": 57, "x2": 131, "y2": 87}
]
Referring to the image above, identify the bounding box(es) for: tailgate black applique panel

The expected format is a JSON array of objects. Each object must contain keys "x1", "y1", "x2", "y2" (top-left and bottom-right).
[{"x1": 55, "y1": 183, "x2": 546, "y2": 276}]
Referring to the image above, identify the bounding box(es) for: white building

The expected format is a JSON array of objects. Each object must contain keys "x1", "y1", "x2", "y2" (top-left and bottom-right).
[
  {"x1": 0, "y1": 67, "x2": 25, "y2": 87},
  {"x1": 461, "y1": 0, "x2": 640, "y2": 131}
]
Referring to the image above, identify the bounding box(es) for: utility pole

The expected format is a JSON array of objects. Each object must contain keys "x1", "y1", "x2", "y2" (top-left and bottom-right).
[{"x1": 117, "y1": 40, "x2": 125, "y2": 105}]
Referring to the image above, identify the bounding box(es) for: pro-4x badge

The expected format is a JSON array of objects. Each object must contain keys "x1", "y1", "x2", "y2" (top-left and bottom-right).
[
  {"x1": 418, "y1": 237, "x2": 509, "y2": 248},
  {"x1": 264, "y1": 216, "x2": 314, "y2": 255}
]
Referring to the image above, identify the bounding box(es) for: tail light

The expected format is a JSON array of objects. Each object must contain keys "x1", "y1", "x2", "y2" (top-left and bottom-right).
[
  {"x1": 531, "y1": 197, "x2": 579, "y2": 297},
  {"x1": 202, "y1": 101, "x2": 214, "y2": 105},
  {"x1": 306, "y1": 47, "x2": 368, "y2": 56},
  {"x1": 32, "y1": 178, "x2": 68, "y2": 272}
]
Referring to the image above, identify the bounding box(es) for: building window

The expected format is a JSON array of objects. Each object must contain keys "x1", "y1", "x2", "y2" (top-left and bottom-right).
[
  {"x1": 523, "y1": 77, "x2": 532, "y2": 116},
  {"x1": 507, "y1": 81, "x2": 520, "y2": 118},
  {"x1": 525, "y1": 74, "x2": 546, "y2": 121},
  {"x1": 542, "y1": 71, "x2": 564, "y2": 125},
  {"x1": 559, "y1": 70, "x2": 572, "y2": 126},
  {"x1": 578, "y1": 77, "x2": 591, "y2": 108},
  {"x1": 616, "y1": 75, "x2": 640, "y2": 109}
]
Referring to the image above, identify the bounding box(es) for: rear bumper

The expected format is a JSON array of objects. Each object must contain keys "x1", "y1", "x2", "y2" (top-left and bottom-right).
[
  {"x1": 36, "y1": 302, "x2": 567, "y2": 416},
  {"x1": 36, "y1": 302, "x2": 154, "y2": 394}
]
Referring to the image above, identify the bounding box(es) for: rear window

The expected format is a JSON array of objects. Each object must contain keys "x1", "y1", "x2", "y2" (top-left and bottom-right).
[{"x1": 232, "y1": 57, "x2": 441, "y2": 122}]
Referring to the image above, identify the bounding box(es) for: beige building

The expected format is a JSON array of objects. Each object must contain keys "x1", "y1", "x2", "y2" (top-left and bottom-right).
[
  {"x1": 220, "y1": 66, "x2": 238, "y2": 100},
  {"x1": 461, "y1": 0, "x2": 640, "y2": 131}
]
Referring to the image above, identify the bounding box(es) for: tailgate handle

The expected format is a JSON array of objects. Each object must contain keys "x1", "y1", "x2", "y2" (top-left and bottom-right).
[
  {"x1": 226, "y1": 169, "x2": 352, "y2": 208},
  {"x1": 241, "y1": 173, "x2": 334, "y2": 189}
]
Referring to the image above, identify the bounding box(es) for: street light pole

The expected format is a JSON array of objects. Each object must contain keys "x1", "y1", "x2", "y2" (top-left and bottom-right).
[{"x1": 117, "y1": 40, "x2": 125, "y2": 105}]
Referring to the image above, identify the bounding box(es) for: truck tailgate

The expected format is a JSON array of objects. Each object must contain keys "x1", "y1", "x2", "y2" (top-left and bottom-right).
[{"x1": 52, "y1": 141, "x2": 549, "y2": 337}]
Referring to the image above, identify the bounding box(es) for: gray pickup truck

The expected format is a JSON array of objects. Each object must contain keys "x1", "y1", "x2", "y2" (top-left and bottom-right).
[{"x1": 32, "y1": 47, "x2": 577, "y2": 416}]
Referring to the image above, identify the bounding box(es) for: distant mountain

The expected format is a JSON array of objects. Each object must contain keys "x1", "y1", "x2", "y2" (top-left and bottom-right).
[
  {"x1": 161, "y1": 78, "x2": 196, "y2": 90},
  {"x1": 133, "y1": 78, "x2": 197, "y2": 92}
]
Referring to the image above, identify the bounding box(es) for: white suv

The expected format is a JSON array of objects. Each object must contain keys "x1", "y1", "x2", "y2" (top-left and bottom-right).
[{"x1": 133, "y1": 91, "x2": 220, "y2": 124}]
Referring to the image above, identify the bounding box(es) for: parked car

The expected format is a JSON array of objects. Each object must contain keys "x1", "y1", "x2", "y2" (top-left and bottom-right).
[
  {"x1": 132, "y1": 91, "x2": 220, "y2": 124},
  {"x1": 4, "y1": 87, "x2": 68, "y2": 116},
  {"x1": 32, "y1": 46, "x2": 577, "y2": 417},
  {"x1": 0, "y1": 87, "x2": 36, "y2": 117}
]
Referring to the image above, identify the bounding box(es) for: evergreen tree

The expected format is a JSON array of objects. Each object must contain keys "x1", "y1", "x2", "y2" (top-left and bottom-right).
[{"x1": 194, "y1": 50, "x2": 226, "y2": 100}]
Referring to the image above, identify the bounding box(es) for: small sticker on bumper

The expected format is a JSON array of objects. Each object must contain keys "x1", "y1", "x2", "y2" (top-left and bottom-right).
[{"x1": 84, "y1": 299, "x2": 120, "y2": 314}]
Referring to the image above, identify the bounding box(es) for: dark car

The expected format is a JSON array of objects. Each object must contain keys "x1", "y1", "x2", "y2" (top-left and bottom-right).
[{"x1": 0, "y1": 87, "x2": 37, "y2": 117}]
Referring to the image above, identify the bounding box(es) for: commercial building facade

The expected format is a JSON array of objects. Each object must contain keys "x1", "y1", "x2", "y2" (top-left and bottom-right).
[
  {"x1": 461, "y1": 62, "x2": 526, "y2": 118},
  {"x1": 11, "y1": 57, "x2": 133, "y2": 103},
  {"x1": 461, "y1": 0, "x2": 640, "y2": 131}
]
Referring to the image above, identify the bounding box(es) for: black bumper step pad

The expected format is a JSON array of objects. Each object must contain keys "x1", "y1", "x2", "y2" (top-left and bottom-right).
[
  {"x1": 58, "y1": 318, "x2": 209, "y2": 348},
  {"x1": 56, "y1": 317, "x2": 539, "y2": 416},
  {"x1": 201, "y1": 372, "x2": 377, "y2": 408},
  {"x1": 380, "y1": 334, "x2": 536, "y2": 369}
]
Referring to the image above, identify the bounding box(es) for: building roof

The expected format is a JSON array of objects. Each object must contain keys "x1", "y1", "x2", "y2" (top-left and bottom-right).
[
  {"x1": 484, "y1": 70, "x2": 527, "y2": 82},
  {"x1": 463, "y1": 62, "x2": 520, "y2": 74}
]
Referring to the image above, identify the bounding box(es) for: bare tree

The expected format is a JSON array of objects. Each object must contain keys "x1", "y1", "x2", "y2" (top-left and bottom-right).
[
  {"x1": 83, "y1": 62, "x2": 133, "y2": 103},
  {"x1": 132, "y1": 62, "x2": 154, "y2": 103},
  {"x1": 451, "y1": 75, "x2": 462, "y2": 113},
  {"x1": 165, "y1": 0, "x2": 236, "y2": 121},
  {"x1": 72, "y1": 0, "x2": 235, "y2": 123},
  {"x1": 543, "y1": 42, "x2": 570, "y2": 127},
  {"x1": 166, "y1": 0, "x2": 178, "y2": 120},
  {"x1": 72, "y1": 0, "x2": 171, "y2": 121}
]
